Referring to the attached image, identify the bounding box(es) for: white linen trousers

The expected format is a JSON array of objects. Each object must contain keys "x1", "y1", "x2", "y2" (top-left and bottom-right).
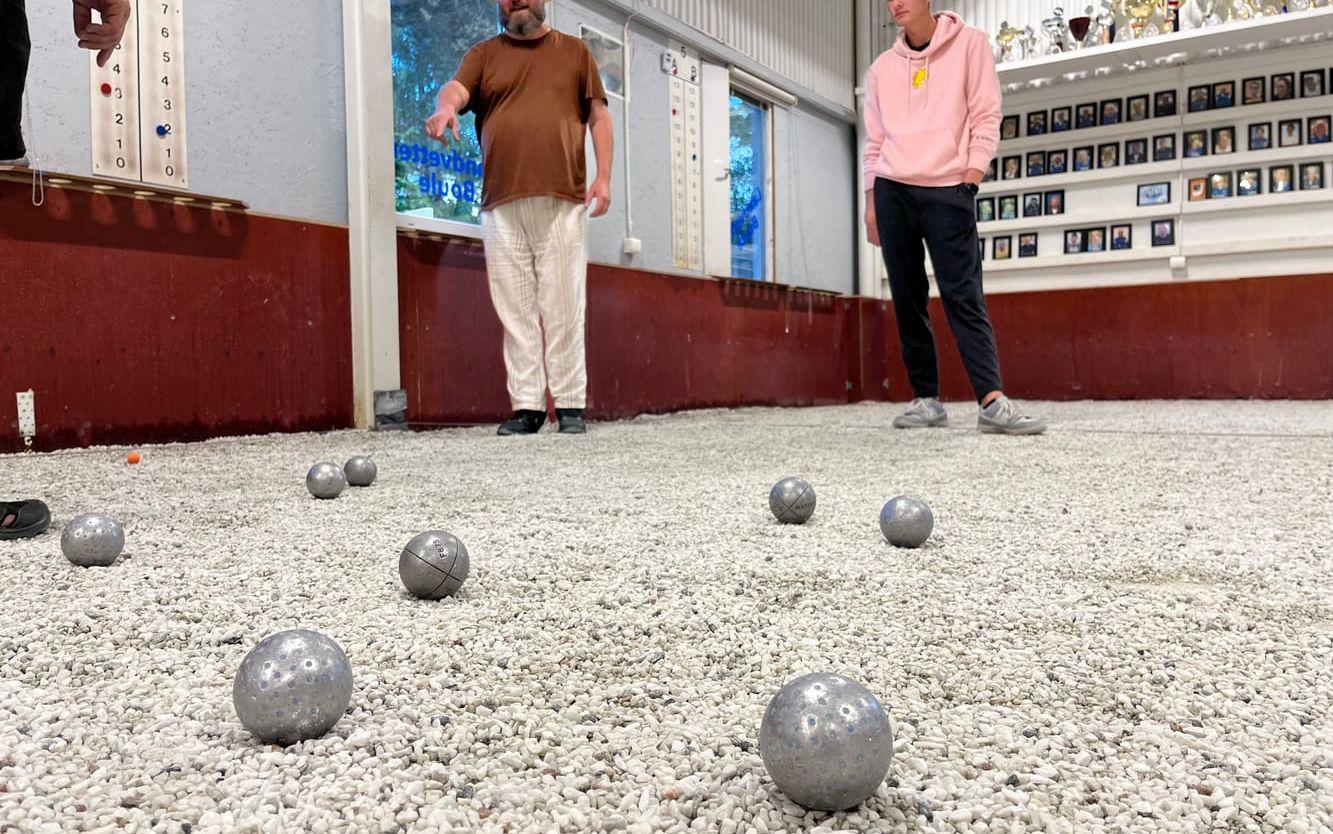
[{"x1": 480, "y1": 195, "x2": 589, "y2": 411}]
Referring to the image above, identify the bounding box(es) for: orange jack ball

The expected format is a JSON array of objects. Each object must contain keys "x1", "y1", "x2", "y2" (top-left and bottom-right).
[{"x1": 127, "y1": 452, "x2": 141, "y2": 465}]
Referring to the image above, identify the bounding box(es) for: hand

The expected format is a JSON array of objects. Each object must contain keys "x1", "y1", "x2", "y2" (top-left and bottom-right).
[
  {"x1": 74, "y1": 0, "x2": 131, "y2": 67},
  {"x1": 586, "y1": 176, "x2": 611, "y2": 217},
  {"x1": 963, "y1": 167, "x2": 984, "y2": 185},
  {"x1": 425, "y1": 107, "x2": 461, "y2": 145},
  {"x1": 865, "y1": 206, "x2": 880, "y2": 247}
]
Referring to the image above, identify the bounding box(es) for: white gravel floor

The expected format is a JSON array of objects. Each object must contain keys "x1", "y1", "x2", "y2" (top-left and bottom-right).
[{"x1": 2, "y1": 400, "x2": 1331, "y2": 834}]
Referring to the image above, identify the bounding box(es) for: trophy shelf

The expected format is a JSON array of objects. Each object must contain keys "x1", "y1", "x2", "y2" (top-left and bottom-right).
[{"x1": 996, "y1": 7, "x2": 1333, "y2": 91}]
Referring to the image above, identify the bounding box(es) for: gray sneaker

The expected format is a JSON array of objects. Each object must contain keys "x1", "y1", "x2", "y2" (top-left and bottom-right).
[
  {"x1": 893, "y1": 397, "x2": 948, "y2": 429},
  {"x1": 978, "y1": 395, "x2": 1046, "y2": 435}
]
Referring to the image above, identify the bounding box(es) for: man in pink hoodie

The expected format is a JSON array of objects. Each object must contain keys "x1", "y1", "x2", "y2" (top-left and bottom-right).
[{"x1": 864, "y1": 0, "x2": 1045, "y2": 435}]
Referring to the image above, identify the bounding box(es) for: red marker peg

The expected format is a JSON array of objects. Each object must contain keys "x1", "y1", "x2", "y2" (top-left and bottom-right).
[{"x1": 101, "y1": 83, "x2": 113, "y2": 96}]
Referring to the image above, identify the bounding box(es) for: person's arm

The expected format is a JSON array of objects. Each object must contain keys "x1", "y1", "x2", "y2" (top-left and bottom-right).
[
  {"x1": 425, "y1": 81, "x2": 471, "y2": 144},
  {"x1": 73, "y1": 0, "x2": 131, "y2": 67},
  {"x1": 427, "y1": 47, "x2": 482, "y2": 145},
  {"x1": 585, "y1": 99, "x2": 613, "y2": 217},
  {"x1": 862, "y1": 67, "x2": 884, "y2": 246},
  {"x1": 963, "y1": 31, "x2": 1001, "y2": 185}
]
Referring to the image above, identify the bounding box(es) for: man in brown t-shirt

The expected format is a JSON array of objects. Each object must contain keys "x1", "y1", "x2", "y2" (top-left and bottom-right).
[{"x1": 426, "y1": 0, "x2": 613, "y2": 436}]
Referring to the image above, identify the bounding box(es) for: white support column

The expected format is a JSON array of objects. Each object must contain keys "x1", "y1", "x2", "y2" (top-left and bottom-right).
[
  {"x1": 854, "y1": 0, "x2": 880, "y2": 299},
  {"x1": 343, "y1": 0, "x2": 404, "y2": 428}
]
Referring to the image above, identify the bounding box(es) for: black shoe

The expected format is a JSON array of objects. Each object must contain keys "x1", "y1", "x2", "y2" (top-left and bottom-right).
[
  {"x1": 497, "y1": 410, "x2": 546, "y2": 436},
  {"x1": 556, "y1": 408, "x2": 586, "y2": 434},
  {"x1": 0, "y1": 499, "x2": 51, "y2": 540}
]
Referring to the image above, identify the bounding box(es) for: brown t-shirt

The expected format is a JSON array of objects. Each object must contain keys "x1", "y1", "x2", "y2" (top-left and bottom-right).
[{"x1": 453, "y1": 30, "x2": 607, "y2": 210}]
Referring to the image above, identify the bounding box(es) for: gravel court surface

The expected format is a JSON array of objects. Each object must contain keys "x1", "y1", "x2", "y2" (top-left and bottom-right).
[{"x1": 1, "y1": 401, "x2": 1331, "y2": 834}]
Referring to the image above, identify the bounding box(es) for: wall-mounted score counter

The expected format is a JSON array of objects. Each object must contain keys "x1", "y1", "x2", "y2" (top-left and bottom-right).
[
  {"x1": 90, "y1": 0, "x2": 187, "y2": 188},
  {"x1": 89, "y1": 5, "x2": 141, "y2": 180}
]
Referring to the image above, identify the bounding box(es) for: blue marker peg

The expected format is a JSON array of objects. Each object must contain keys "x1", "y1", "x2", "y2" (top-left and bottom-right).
[{"x1": 156, "y1": 124, "x2": 170, "y2": 137}]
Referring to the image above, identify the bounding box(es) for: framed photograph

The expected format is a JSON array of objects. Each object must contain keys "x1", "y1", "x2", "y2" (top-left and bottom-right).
[
  {"x1": 976, "y1": 197, "x2": 995, "y2": 222},
  {"x1": 1018, "y1": 232, "x2": 1038, "y2": 257},
  {"x1": 1001, "y1": 115, "x2": 1020, "y2": 140},
  {"x1": 1064, "y1": 229, "x2": 1086, "y2": 254},
  {"x1": 1300, "y1": 162, "x2": 1325, "y2": 190},
  {"x1": 1188, "y1": 84, "x2": 1211, "y2": 112},
  {"x1": 1153, "y1": 133, "x2": 1177, "y2": 161},
  {"x1": 1002, "y1": 155, "x2": 1022, "y2": 180},
  {"x1": 1270, "y1": 165, "x2": 1294, "y2": 193},
  {"x1": 579, "y1": 24, "x2": 625, "y2": 99},
  {"x1": 1023, "y1": 192, "x2": 1043, "y2": 217},
  {"x1": 1100, "y1": 98, "x2": 1122, "y2": 126},
  {"x1": 1271, "y1": 72, "x2": 1295, "y2": 102},
  {"x1": 1027, "y1": 110, "x2": 1048, "y2": 136},
  {"x1": 1309, "y1": 115, "x2": 1331, "y2": 145},
  {"x1": 1248, "y1": 122, "x2": 1271, "y2": 151},
  {"x1": 1052, "y1": 106, "x2": 1072, "y2": 132},
  {"x1": 1073, "y1": 146, "x2": 1094, "y2": 172},
  {"x1": 1184, "y1": 130, "x2": 1208, "y2": 158},
  {"x1": 1110, "y1": 224, "x2": 1132, "y2": 250},
  {"x1": 1154, "y1": 89, "x2": 1177, "y2": 118},
  {"x1": 1098, "y1": 142, "x2": 1120, "y2": 169},
  {"x1": 1076, "y1": 102, "x2": 1097, "y2": 129},
  {"x1": 1126, "y1": 138, "x2": 1148, "y2": 165},
  {"x1": 1026, "y1": 150, "x2": 1047, "y2": 177},
  {"x1": 1151, "y1": 219, "x2": 1175, "y2": 247},
  {"x1": 1279, "y1": 118, "x2": 1303, "y2": 147},
  {"x1": 1188, "y1": 176, "x2": 1208, "y2": 202},
  {"x1": 984, "y1": 158, "x2": 998, "y2": 182},
  {"x1": 1300, "y1": 69, "x2": 1326, "y2": 99},
  {"x1": 1086, "y1": 227, "x2": 1107, "y2": 253},
  {"x1": 1044, "y1": 190, "x2": 1065, "y2": 215},
  {"x1": 1237, "y1": 168, "x2": 1261, "y2": 196},
  {"x1": 1242, "y1": 76, "x2": 1266, "y2": 105},
  {"x1": 998, "y1": 194, "x2": 1018, "y2": 220},
  {"x1": 1127, "y1": 94, "x2": 1149, "y2": 123},
  {"x1": 1208, "y1": 171, "x2": 1232, "y2": 198},
  {"x1": 1210, "y1": 126, "x2": 1235, "y2": 155},
  {"x1": 1212, "y1": 80, "x2": 1235, "y2": 109},
  {"x1": 993, "y1": 236, "x2": 1012, "y2": 260},
  {"x1": 1137, "y1": 181, "x2": 1171, "y2": 206},
  {"x1": 1048, "y1": 149, "x2": 1068, "y2": 175}
]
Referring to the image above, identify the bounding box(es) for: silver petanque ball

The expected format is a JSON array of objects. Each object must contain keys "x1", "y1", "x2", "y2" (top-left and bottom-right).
[
  {"x1": 343, "y1": 456, "x2": 377, "y2": 487},
  {"x1": 306, "y1": 462, "x2": 347, "y2": 499},
  {"x1": 60, "y1": 513, "x2": 125, "y2": 567},
  {"x1": 232, "y1": 629, "x2": 353, "y2": 745},
  {"x1": 769, "y1": 477, "x2": 817, "y2": 524},
  {"x1": 879, "y1": 496, "x2": 933, "y2": 548},
  {"x1": 759, "y1": 673, "x2": 895, "y2": 811},
  {"x1": 399, "y1": 531, "x2": 470, "y2": 599}
]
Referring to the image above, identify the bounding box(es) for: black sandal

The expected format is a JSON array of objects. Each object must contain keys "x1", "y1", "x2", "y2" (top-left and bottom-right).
[{"x1": 0, "y1": 499, "x2": 51, "y2": 540}]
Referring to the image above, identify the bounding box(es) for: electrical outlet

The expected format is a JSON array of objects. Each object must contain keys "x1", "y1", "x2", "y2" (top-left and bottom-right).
[{"x1": 16, "y1": 390, "x2": 35, "y2": 439}]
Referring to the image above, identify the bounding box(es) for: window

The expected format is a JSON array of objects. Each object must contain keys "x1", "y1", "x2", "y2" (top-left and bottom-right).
[
  {"x1": 729, "y1": 92, "x2": 770, "y2": 280},
  {"x1": 391, "y1": 0, "x2": 499, "y2": 228}
]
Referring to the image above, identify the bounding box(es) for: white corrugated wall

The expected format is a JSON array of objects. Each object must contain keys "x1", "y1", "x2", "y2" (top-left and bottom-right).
[{"x1": 641, "y1": 0, "x2": 855, "y2": 108}]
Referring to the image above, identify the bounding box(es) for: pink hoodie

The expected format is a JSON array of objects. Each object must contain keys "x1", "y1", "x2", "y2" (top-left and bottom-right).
[{"x1": 862, "y1": 12, "x2": 1002, "y2": 190}]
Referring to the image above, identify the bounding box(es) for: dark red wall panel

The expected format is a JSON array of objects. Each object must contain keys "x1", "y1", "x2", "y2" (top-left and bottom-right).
[
  {"x1": 5, "y1": 179, "x2": 1331, "y2": 456},
  {"x1": 886, "y1": 275, "x2": 1333, "y2": 402},
  {"x1": 0, "y1": 180, "x2": 353, "y2": 452},
  {"x1": 397, "y1": 236, "x2": 857, "y2": 423}
]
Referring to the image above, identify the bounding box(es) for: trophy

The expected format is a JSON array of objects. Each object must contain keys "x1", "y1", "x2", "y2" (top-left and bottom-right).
[
  {"x1": 994, "y1": 20, "x2": 1021, "y2": 62},
  {"x1": 1093, "y1": 0, "x2": 1118, "y2": 42},
  {"x1": 1020, "y1": 25, "x2": 1039, "y2": 58},
  {"x1": 1041, "y1": 7, "x2": 1073, "y2": 53},
  {"x1": 1069, "y1": 13, "x2": 1093, "y2": 46},
  {"x1": 1178, "y1": 0, "x2": 1206, "y2": 28},
  {"x1": 1120, "y1": 0, "x2": 1160, "y2": 37}
]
